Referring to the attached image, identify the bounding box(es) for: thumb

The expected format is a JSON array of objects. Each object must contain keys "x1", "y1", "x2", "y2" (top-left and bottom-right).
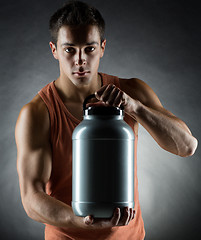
[{"x1": 84, "y1": 215, "x2": 94, "y2": 225}]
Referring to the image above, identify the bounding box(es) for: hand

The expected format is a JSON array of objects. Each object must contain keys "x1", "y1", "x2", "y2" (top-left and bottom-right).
[
  {"x1": 72, "y1": 207, "x2": 135, "y2": 230},
  {"x1": 94, "y1": 84, "x2": 133, "y2": 113}
]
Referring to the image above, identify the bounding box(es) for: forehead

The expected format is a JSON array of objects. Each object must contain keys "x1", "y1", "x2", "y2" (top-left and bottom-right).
[{"x1": 57, "y1": 25, "x2": 100, "y2": 46}]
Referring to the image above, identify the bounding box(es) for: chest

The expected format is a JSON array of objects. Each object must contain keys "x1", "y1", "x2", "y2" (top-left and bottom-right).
[{"x1": 64, "y1": 102, "x2": 83, "y2": 121}]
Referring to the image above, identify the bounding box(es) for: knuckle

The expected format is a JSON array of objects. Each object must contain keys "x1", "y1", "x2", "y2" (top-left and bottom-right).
[
  {"x1": 113, "y1": 87, "x2": 119, "y2": 93},
  {"x1": 108, "y1": 84, "x2": 113, "y2": 89},
  {"x1": 109, "y1": 85, "x2": 116, "y2": 92}
]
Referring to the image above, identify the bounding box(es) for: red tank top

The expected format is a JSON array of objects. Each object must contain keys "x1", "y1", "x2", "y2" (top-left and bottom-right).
[{"x1": 38, "y1": 72, "x2": 145, "y2": 240}]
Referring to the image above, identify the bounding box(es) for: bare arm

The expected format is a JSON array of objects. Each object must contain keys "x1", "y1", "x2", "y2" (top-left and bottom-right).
[
  {"x1": 15, "y1": 100, "x2": 132, "y2": 230},
  {"x1": 130, "y1": 101, "x2": 198, "y2": 157},
  {"x1": 15, "y1": 101, "x2": 78, "y2": 228},
  {"x1": 125, "y1": 78, "x2": 198, "y2": 157},
  {"x1": 95, "y1": 78, "x2": 198, "y2": 157}
]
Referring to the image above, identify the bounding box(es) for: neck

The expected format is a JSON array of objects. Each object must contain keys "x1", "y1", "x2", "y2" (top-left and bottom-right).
[{"x1": 54, "y1": 72, "x2": 103, "y2": 104}]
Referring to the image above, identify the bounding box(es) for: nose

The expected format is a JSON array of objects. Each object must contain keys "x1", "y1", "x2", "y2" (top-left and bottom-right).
[
  {"x1": 75, "y1": 50, "x2": 87, "y2": 66},
  {"x1": 75, "y1": 59, "x2": 87, "y2": 66}
]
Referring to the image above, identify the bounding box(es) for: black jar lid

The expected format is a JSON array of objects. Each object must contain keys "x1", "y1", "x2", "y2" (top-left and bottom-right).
[
  {"x1": 84, "y1": 105, "x2": 124, "y2": 116},
  {"x1": 83, "y1": 93, "x2": 124, "y2": 116}
]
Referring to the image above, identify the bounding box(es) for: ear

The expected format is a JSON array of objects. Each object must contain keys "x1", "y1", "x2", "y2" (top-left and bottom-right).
[
  {"x1": 100, "y1": 39, "x2": 106, "y2": 58},
  {"x1": 49, "y1": 41, "x2": 58, "y2": 60}
]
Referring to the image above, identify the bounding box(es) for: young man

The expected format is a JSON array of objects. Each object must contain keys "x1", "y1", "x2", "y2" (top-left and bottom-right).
[{"x1": 15, "y1": 1, "x2": 198, "y2": 239}]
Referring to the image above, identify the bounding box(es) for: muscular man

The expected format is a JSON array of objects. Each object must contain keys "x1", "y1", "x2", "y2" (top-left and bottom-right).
[{"x1": 15, "y1": 1, "x2": 198, "y2": 239}]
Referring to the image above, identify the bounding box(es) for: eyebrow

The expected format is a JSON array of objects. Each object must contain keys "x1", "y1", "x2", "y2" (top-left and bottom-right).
[{"x1": 61, "y1": 41, "x2": 99, "y2": 47}]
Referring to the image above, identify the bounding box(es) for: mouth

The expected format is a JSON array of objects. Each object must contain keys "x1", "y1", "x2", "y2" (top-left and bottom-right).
[{"x1": 73, "y1": 71, "x2": 90, "y2": 76}]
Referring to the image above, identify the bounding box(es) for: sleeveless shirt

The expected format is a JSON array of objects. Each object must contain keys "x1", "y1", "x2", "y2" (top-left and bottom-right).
[{"x1": 38, "y1": 72, "x2": 145, "y2": 240}]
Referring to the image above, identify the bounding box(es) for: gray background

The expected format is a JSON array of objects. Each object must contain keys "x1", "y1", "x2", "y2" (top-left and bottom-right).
[{"x1": 0, "y1": 0, "x2": 200, "y2": 239}]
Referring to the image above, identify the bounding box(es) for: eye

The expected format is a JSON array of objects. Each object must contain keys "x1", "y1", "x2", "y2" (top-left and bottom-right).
[
  {"x1": 85, "y1": 46, "x2": 95, "y2": 52},
  {"x1": 65, "y1": 47, "x2": 75, "y2": 53}
]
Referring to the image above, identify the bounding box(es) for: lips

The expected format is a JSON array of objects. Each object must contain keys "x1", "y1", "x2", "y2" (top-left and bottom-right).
[{"x1": 73, "y1": 71, "x2": 90, "y2": 76}]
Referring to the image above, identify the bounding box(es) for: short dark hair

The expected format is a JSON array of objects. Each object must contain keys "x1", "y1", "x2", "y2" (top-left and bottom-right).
[{"x1": 49, "y1": 0, "x2": 105, "y2": 46}]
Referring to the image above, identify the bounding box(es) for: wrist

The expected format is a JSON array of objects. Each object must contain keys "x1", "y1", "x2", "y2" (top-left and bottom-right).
[{"x1": 125, "y1": 96, "x2": 143, "y2": 119}]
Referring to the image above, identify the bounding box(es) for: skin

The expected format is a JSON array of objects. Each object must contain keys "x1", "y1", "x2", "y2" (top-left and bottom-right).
[{"x1": 15, "y1": 24, "x2": 198, "y2": 231}]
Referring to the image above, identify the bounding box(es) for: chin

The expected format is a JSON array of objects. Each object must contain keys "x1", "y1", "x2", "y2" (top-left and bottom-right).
[{"x1": 72, "y1": 76, "x2": 91, "y2": 87}]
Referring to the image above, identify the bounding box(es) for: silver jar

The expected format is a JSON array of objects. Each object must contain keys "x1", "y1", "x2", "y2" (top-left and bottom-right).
[{"x1": 72, "y1": 94, "x2": 135, "y2": 218}]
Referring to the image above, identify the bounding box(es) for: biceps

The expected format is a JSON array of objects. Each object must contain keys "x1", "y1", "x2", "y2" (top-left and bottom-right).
[{"x1": 17, "y1": 147, "x2": 52, "y2": 196}]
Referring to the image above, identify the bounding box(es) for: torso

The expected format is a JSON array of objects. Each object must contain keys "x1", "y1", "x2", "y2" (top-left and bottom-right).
[
  {"x1": 31, "y1": 76, "x2": 140, "y2": 135},
  {"x1": 64, "y1": 102, "x2": 83, "y2": 121}
]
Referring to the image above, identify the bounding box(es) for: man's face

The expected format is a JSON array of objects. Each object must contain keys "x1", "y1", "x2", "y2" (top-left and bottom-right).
[{"x1": 50, "y1": 25, "x2": 106, "y2": 87}]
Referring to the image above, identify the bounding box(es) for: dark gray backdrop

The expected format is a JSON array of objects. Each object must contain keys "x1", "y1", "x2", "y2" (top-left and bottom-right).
[{"x1": 0, "y1": 0, "x2": 200, "y2": 239}]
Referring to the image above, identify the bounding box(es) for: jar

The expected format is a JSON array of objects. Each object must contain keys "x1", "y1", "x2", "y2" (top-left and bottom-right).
[{"x1": 72, "y1": 94, "x2": 134, "y2": 218}]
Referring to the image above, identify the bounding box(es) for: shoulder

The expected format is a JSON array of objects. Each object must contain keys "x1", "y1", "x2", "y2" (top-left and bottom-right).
[
  {"x1": 119, "y1": 77, "x2": 163, "y2": 109},
  {"x1": 15, "y1": 94, "x2": 50, "y2": 145},
  {"x1": 20, "y1": 94, "x2": 49, "y2": 123}
]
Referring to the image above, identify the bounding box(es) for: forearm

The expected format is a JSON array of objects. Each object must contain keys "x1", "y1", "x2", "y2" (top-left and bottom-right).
[
  {"x1": 23, "y1": 191, "x2": 80, "y2": 229},
  {"x1": 128, "y1": 100, "x2": 198, "y2": 157}
]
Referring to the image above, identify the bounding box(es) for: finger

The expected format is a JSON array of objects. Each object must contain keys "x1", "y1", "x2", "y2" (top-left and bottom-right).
[
  {"x1": 110, "y1": 208, "x2": 120, "y2": 226},
  {"x1": 107, "y1": 88, "x2": 120, "y2": 105},
  {"x1": 127, "y1": 208, "x2": 133, "y2": 224},
  {"x1": 95, "y1": 85, "x2": 109, "y2": 99},
  {"x1": 84, "y1": 215, "x2": 94, "y2": 225},
  {"x1": 120, "y1": 207, "x2": 130, "y2": 225},
  {"x1": 101, "y1": 84, "x2": 116, "y2": 102},
  {"x1": 97, "y1": 84, "x2": 114, "y2": 101},
  {"x1": 113, "y1": 90, "x2": 124, "y2": 107}
]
